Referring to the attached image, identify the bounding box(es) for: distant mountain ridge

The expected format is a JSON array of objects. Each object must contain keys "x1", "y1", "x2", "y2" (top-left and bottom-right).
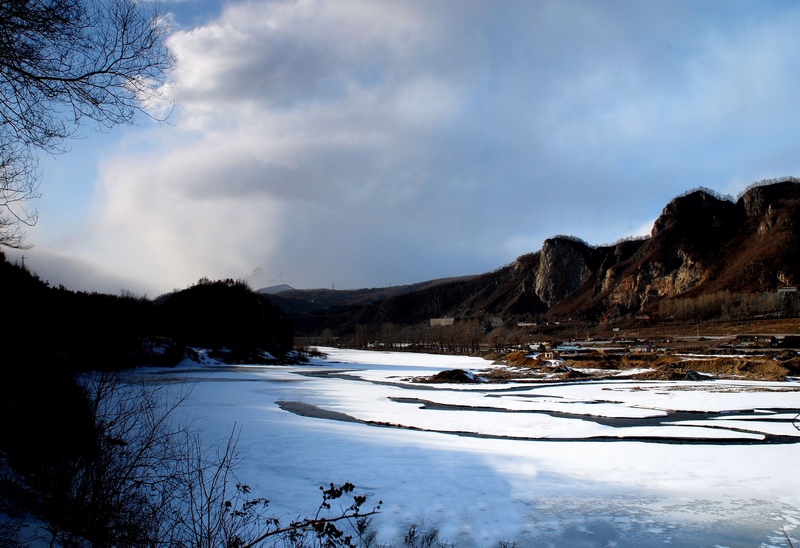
[
  {"x1": 268, "y1": 178, "x2": 800, "y2": 335},
  {"x1": 259, "y1": 276, "x2": 478, "y2": 314},
  {"x1": 258, "y1": 284, "x2": 295, "y2": 295}
]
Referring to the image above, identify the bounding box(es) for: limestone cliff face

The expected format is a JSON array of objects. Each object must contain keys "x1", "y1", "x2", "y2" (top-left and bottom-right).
[
  {"x1": 604, "y1": 251, "x2": 705, "y2": 313},
  {"x1": 454, "y1": 251, "x2": 547, "y2": 318},
  {"x1": 534, "y1": 237, "x2": 594, "y2": 307},
  {"x1": 279, "y1": 179, "x2": 800, "y2": 333},
  {"x1": 546, "y1": 181, "x2": 800, "y2": 320},
  {"x1": 507, "y1": 181, "x2": 800, "y2": 321}
]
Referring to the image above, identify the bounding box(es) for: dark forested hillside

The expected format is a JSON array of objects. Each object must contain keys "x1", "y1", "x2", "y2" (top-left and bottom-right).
[
  {"x1": 0, "y1": 266, "x2": 297, "y2": 548},
  {"x1": 158, "y1": 277, "x2": 293, "y2": 361},
  {"x1": 3, "y1": 255, "x2": 163, "y2": 372},
  {"x1": 2, "y1": 258, "x2": 294, "y2": 371}
]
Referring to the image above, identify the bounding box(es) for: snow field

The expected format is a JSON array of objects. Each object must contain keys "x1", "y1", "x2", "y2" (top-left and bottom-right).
[{"x1": 144, "y1": 348, "x2": 800, "y2": 546}]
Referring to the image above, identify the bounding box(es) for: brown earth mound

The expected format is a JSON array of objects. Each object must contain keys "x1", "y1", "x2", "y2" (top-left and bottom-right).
[
  {"x1": 541, "y1": 364, "x2": 569, "y2": 374},
  {"x1": 780, "y1": 357, "x2": 800, "y2": 372},
  {"x1": 561, "y1": 352, "x2": 681, "y2": 371},
  {"x1": 499, "y1": 351, "x2": 537, "y2": 367},
  {"x1": 483, "y1": 347, "x2": 800, "y2": 383},
  {"x1": 684, "y1": 356, "x2": 795, "y2": 381},
  {"x1": 630, "y1": 364, "x2": 706, "y2": 381},
  {"x1": 423, "y1": 369, "x2": 482, "y2": 383},
  {"x1": 560, "y1": 369, "x2": 590, "y2": 380}
]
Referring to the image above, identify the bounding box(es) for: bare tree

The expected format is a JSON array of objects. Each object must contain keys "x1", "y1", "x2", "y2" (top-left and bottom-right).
[
  {"x1": 0, "y1": 0, "x2": 175, "y2": 247},
  {"x1": 0, "y1": 141, "x2": 38, "y2": 247},
  {"x1": 0, "y1": 372, "x2": 381, "y2": 547}
]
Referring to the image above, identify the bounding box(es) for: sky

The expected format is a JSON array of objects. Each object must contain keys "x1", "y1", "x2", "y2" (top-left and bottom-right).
[{"x1": 7, "y1": 0, "x2": 800, "y2": 296}]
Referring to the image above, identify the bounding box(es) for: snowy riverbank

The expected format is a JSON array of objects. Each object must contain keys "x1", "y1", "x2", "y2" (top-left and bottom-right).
[{"x1": 144, "y1": 348, "x2": 800, "y2": 546}]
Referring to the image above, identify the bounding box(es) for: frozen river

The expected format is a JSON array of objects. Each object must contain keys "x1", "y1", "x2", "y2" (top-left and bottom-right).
[{"x1": 142, "y1": 348, "x2": 800, "y2": 547}]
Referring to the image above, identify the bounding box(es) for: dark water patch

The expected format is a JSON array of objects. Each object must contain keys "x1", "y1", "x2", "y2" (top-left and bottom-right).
[
  {"x1": 276, "y1": 399, "x2": 800, "y2": 445},
  {"x1": 293, "y1": 369, "x2": 446, "y2": 390},
  {"x1": 277, "y1": 401, "x2": 361, "y2": 423},
  {"x1": 389, "y1": 396, "x2": 800, "y2": 426}
]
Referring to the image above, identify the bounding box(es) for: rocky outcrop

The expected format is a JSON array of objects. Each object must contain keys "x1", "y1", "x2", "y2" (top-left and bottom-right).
[
  {"x1": 737, "y1": 180, "x2": 800, "y2": 218},
  {"x1": 550, "y1": 180, "x2": 800, "y2": 319},
  {"x1": 279, "y1": 179, "x2": 800, "y2": 334},
  {"x1": 650, "y1": 188, "x2": 737, "y2": 239},
  {"x1": 535, "y1": 237, "x2": 594, "y2": 306},
  {"x1": 526, "y1": 181, "x2": 800, "y2": 321}
]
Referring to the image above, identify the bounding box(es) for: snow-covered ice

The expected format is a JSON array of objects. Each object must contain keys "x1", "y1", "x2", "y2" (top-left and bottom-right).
[{"x1": 142, "y1": 347, "x2": 800, "y2": 547}]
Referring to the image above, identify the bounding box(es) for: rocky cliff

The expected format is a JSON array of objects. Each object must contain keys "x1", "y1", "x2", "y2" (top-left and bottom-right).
[
  {"x1": 275, "y1": 179, "x2": 800, "y2": 333},
  {"x1": 547, "y1": 180, "x2": 800, "y2": 321}
]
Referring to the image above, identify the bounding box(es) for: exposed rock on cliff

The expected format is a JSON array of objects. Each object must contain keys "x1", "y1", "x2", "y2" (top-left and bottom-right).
[
  {"x1": 535, "y1": 237, "x2": 594, "y2": 306},
  {"x1": 272, "y1": 179, "x2": 800, "y2": 334},
  {"x1": 548, "y1": 181, "x2": 800, "y2": 320}
]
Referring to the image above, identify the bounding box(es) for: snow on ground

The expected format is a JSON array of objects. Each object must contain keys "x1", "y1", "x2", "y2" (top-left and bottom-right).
[{"x1": 143, "y1": 348, "x2": 800, "y2": 547}]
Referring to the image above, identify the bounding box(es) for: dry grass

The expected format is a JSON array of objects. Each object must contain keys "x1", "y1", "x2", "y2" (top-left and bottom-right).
[
  {"x1": 482, "y1": 346, "x2": 799, "y2": 383},
  {"x1": 680, "y1": 356, "x2": 798, "y2": 381},
  {"x1": 594, "y1": 317, "x2": 800, "y2": 340},
  {"x1": 501, "y1": 351, "x2": 537, "y2": 367}
]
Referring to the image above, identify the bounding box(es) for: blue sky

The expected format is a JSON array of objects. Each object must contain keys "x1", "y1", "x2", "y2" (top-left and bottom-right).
[{"x1": 8, "y1": 0, "x2": 800, "y2": 296}]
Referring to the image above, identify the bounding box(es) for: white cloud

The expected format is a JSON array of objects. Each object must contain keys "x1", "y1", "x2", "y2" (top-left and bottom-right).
[
  {"x1": 86, "y1": 146, "x2": 285, "y2": 291},
  {"x1": 30, "y1": 0, "x2": 800, "y2": 293},
  {"x1": 4, "y1": 247, "x2": 153, "y2": 296}
]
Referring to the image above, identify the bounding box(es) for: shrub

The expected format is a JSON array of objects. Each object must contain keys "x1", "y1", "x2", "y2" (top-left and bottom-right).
[{"x1": 0, "y1": 372, "x2": 379, "y2": 547}]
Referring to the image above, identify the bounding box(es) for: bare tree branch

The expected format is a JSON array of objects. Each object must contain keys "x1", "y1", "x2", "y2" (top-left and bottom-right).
[{"x1": 0, "y1": 0, "x2": 175, "y2": 247}]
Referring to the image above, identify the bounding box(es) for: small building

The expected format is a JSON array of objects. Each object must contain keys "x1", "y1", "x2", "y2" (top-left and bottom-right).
[
  {"x1": 756, "y1": 335, "x2": 777, "y2": 346},
  {"x1": 737, "y1": 334, "x2": 777, "y2": 346},
  {"x1": 530, "y1": 342, "x2": 551, "y2": 352},
  {"x1": 430, "y1": 317, "x2": 455, "y2": 327}
]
